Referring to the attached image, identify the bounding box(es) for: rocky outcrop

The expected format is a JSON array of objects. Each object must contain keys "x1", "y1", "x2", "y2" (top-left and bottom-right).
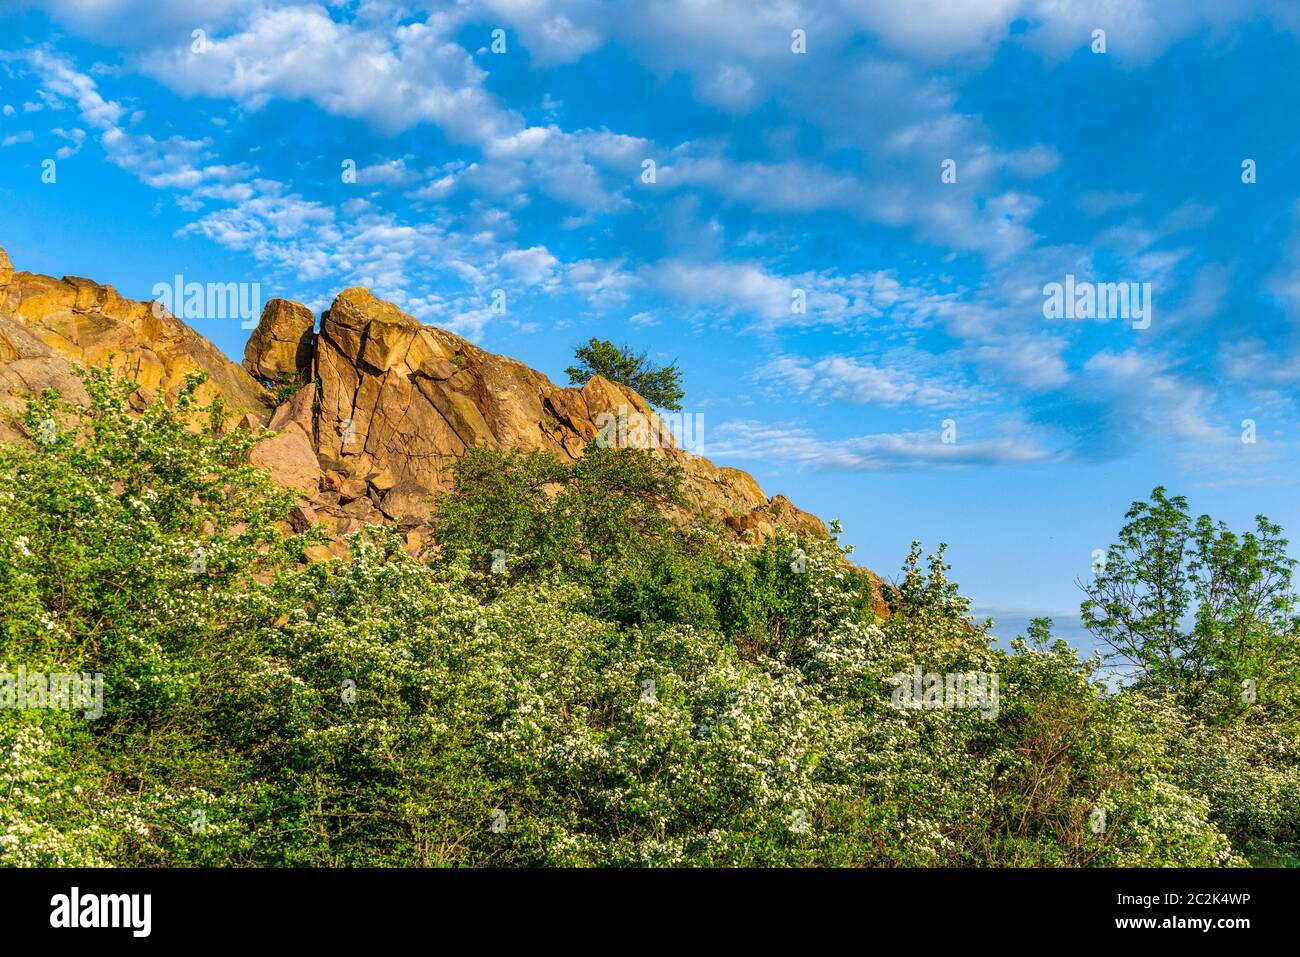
[
  {"x1": 293, "y1": 285, "x2": 836, "y2": 546},
  {"x1": 0, "y1": 246, "x2": 272, "y2": 443},
  {"x1": 0, "y1": 243, "x2": 879, "y2": 608},
  {"x1": 312, "y1": 286, "x2": 658, "y2": 490},
  {"x1": 266, "y1": 382, "x2": 315, "y2": 440}
]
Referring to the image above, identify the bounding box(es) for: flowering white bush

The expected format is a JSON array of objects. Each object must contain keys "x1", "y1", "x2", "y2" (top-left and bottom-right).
[{"x1": 1, "y1": 369, "x2": 1291, "y2": 867}]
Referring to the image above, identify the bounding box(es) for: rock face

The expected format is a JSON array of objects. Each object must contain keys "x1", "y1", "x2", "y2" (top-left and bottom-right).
[
  {"x1": 0, "y1": 243, "x2": 883, "y2": 611},
  {"x1": 0, "y1": 244, "x2": 271, "y2": 442},
  {"x1": 312, "y1": 286, "x2": 656, "y2": 491}
]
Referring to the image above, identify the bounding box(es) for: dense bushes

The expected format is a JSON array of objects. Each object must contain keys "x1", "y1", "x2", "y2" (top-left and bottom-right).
[{"x1": 0, "y1": 369, "x2": 1294, "y2": 866}]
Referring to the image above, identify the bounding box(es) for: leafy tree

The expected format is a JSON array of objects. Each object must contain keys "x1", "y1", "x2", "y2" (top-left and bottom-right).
[
  {"x1": 1080, "y1": 486, "x2": 1299, "y2": 709},
  {"x1": 429, "y1": 446, "x2": 568, "y2": 583},
  {"x1": 565, "y1": 337, "x2": 685, "y2": 411}
]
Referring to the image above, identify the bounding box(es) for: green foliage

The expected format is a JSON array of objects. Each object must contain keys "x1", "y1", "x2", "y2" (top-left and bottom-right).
[
  {"x1": 269, "y1": 371, "x2": 302, "y2": 405},
  {"x1": 1080, "y1": 486, "x2": 1300, "y2": 863},
  {"x1": 0, "y1": 367, "x2": 321, "y2": 864},
  {"x1": 564, "y1": 337, "x2": 685, "y2": 411},
  {"x1": 0, "y1": 370, "x2": 1292, "y2": 867},
  {"x1": 0, "y1": 368, "x2": 304, "y2": 716},
  {"x1": 1137, "y1": 689, "x2": 1300, "y2": 867},
  {"x1": 429, "y1": 444, "x2": 683, "y2": 596}
]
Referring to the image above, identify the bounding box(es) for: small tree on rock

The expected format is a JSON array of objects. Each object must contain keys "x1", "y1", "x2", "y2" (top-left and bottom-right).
[{"x1": 565, "y1": 338, "x2": 684, "y2": 411}]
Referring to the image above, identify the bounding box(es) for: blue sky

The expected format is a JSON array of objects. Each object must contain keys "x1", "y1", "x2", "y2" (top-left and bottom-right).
[{"x1": 3, "y1": 0, "x2": 1300, "y2": 657}]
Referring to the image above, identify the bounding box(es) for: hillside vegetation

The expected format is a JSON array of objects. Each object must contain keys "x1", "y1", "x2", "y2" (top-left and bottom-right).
[{"x1": 1, "y1": 368, "x2": 1296, "y2": 866}]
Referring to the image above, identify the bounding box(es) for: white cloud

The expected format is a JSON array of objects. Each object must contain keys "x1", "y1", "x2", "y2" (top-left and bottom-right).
[
  {"x1": 644, "y1": 257, "x2": 960, "y2": 331},
  {"x1": 1082, "y1": 348, "x2": 1228, "y2": 450},
  {"x1": 464, "y1": 125, "x2": 644, "y2": 211},
  {"x1": 660, "y1": 154, "x2": 865, "y2": 215},
  {"x1": 141, "y1": 5, "x2": 519, "y2": 143},
  {"x1": 1078, "y1": 191, "x2": 1143, "y2": 216},
  {"x1": 710, "y1": 420, "x2": 1057, "y2": 471},
  {"x1": 355, "y1": 158, "x2": 421, "y2": 187},
  {"x1": 758, "y1": 353, "x2": 982, "y2": 409},
  {"x1": 26, "y1": 0, "x2": 275, "y2": 44},
  {"x1": 838, "y1": 0, "x2": 1023, "y2": 61},
  {"x1": 477, "y1": 0, "x2": 605, "y2": 64},
  {"x1": 970, "y1": 336, "x2": 1070, "y2": 390},
  {"x1": 646, "y1": 259, "x2": 794, "y2": 324},
  {"x1": 698, "y1": 64, "x2": 760, "y2": 111},
  {"x1": 51, "y1": 126, "x2": 86, "y2": 158},
  {"x1": 566, "y1": 258, "x2": 638, "y2": 307},
  {"x1": 499, "y1": 245, "x2": 559, "y2": 286},
  {"x1": 28, "y1": 49, "x2": 124, "y2": 129}
]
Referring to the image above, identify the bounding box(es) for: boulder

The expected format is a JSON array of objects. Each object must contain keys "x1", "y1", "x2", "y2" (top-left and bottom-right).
[
  {"x1": 367, "y1": 467, "x2": 398, "y2": 493},
  {"x1": 403, "y1": 527, "x2": 425, "y2": 558},
  {"x1": 267, "y1": 383, "x2": 315, "y2": 439},
  {"x1": 0, "y1": 313, "x2": 90, "y2": 442},
  {"x1": 289, "y1": 502, "x2": 319, "y2": 532},
  {"x1": 380, "y1": 479, "x2": 433, "y2": 525},
  {"x1": 337, "y1": 475, "x2": 369, "y2": 503},
  {"x1": 224, "y1": 412, "x2": 262, "y2": 434},
  {"x1": 243, "y1": 299, "x2": 316, "y2": 384},
  {"x1": 249, "y1": 429, "x2": 321, "y2": 495},
  {"x1": 341, "y1": 496, "x2": 380, "y2": 522}
]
